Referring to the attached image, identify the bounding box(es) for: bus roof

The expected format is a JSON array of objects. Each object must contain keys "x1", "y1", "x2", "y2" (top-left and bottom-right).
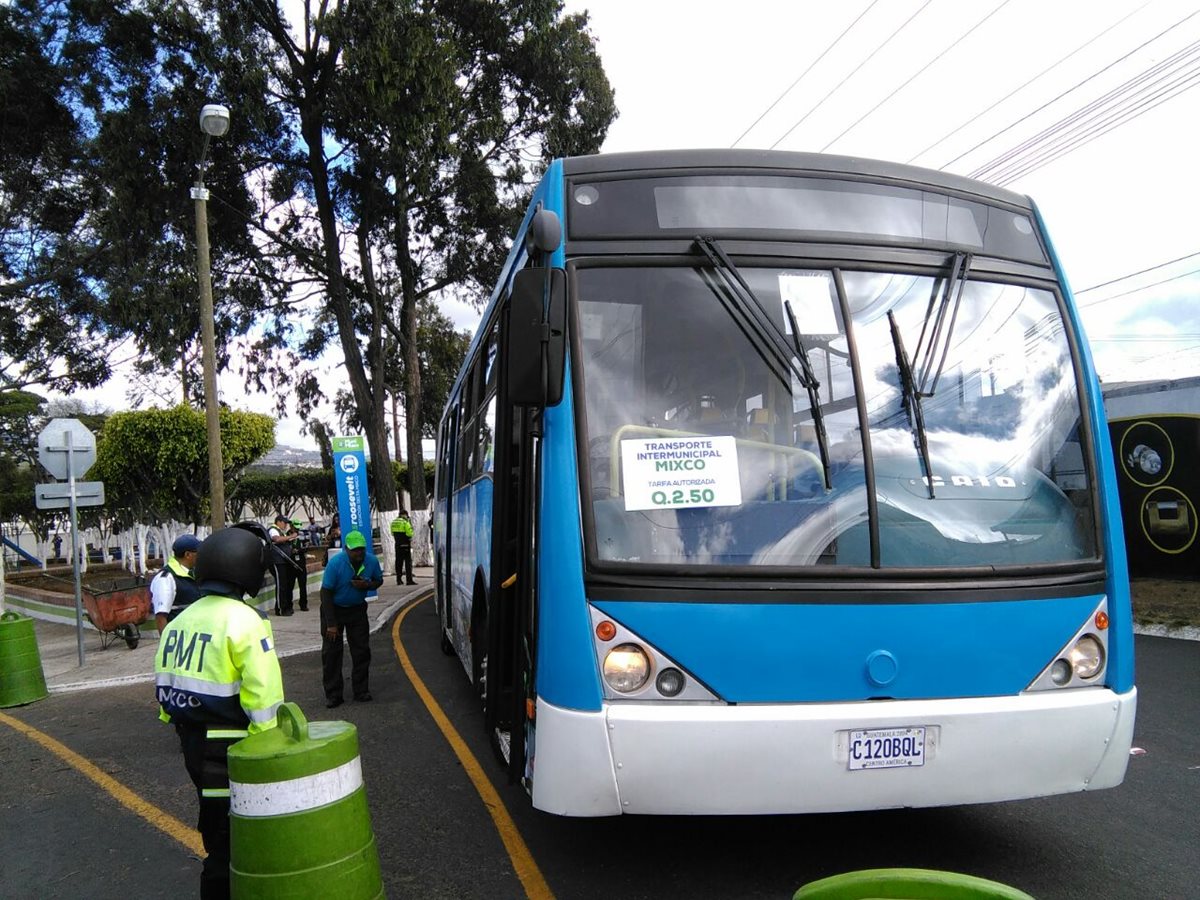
[{"x1": 560, "y1": 149, "x2": 1033, "y2": 212}]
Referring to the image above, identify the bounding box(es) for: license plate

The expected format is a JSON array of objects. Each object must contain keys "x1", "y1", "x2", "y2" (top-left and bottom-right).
[{"x1": 848, "y1": 726, "x2": 926, "y2": 770}]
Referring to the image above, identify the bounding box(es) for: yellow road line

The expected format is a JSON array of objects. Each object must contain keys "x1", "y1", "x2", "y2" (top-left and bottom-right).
[
  {"x1": 393, "y1": 595, "x2": 554, "y2": 900},
  {"x1": 0, "y1": 709, "x2": 204, "y2": 855}
]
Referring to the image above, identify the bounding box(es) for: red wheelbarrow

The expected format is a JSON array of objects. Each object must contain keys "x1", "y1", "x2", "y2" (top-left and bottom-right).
[{"x1": 81, "y1": 577, "x2": 150, "y2": 650}]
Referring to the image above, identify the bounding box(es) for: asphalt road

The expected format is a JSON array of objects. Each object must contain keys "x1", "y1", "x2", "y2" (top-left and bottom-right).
[{"x1": 1, "y1": 599, "x2": 1196, "y2": 899}]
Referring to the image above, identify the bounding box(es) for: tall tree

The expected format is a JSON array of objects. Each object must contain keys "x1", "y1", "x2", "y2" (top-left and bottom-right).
[
  {"x1": 0, "y1": 1, "x2": 109, "y2": 391},
  {"x1": 1, "y1": 1, "x2": 291, "y2": 400},
  {"x1": 241, "y1": 0, "x2": 614, "y2": 511},
  {"x1": 386, "y1": 299, "x2": 472, "y2": 446},
  {"x1": 0, "y1": 389, "x2": 47, "y2": 470},
  {"x1": 335, "y1": 0, "x2": 615, "y2": 509}
]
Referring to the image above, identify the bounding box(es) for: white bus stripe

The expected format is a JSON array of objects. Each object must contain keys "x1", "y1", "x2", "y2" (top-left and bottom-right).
[{"x1": 229, "y1": 757, "x2": 363, "y2": 816}]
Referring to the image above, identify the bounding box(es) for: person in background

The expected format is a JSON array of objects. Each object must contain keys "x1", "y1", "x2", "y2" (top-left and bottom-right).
[
  {"x1": 52, "y1": 532, "x2": 62, "y2": 560},
  {"x1": 155, "y1": 525, "x2": 283, "y2": 900},
  {"x1": 290, "y1": 518, "x2": 309, "y2": 612},
  {"x1": 320, "y1": 529, "x2": 383, "y2": 708},
  {"x1": 305, "y1": 518, "x2": 323, "y2": 548},
  {"x1": 150, "y1": 534, "x2": 202, "y2": 633},
  {"x1": 323, "y1": 512, "x2": 341, "y2": 566},
  {"x1": 268, "y1": 513, "x2": 297, "y2": 615},
  {"x1": 390, "y1": 509, "x2": 417, "y2": 586}
]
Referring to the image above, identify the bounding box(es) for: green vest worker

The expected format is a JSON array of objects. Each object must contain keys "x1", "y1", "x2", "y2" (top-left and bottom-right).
[
  {"x1": 156, "y1": 525, "x2": 284, "y2": 900},
  {"x1": 390, "y1": 509, "x2": 416, "y2": 585}
]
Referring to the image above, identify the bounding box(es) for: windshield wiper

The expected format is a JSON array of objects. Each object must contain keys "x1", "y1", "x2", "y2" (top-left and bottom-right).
[
  {"x1": 913, "y1": 251, "x2": 972, "y2": 396},
  {"x1": 783, "y1": 300, "x2": 832, "y2": 490},
  {"x1": 888, "y1": 309, "x2": 936, "y2": 499},
  {"x1": 693, "y1": 236, "x2": 832, "y2": 491}
]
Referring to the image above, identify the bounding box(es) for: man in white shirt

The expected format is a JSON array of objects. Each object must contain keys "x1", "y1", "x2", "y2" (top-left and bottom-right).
[{"x1": 150, "y1": 534, "x2": 202, "y2": 633}]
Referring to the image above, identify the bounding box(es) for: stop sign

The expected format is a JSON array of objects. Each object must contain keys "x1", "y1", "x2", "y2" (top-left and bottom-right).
[{"x1": 37, "y1": 418, "x2": 97, "y2": 480}]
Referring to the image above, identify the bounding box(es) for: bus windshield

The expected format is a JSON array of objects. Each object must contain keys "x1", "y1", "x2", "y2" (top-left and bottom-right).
[{"x1": 575, "y1": 263, "x2": 1098, "y2": 572}]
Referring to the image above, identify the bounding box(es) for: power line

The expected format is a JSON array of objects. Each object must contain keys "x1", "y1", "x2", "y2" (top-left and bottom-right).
[
  {"x1": 730, "y1": 0, "x2": 880, "y2": 148},
  {"x1": 939, "y1": 7, "x2": 1200, "y2": 171},
  {"x1": 906, "y1": 2, "x2": 1150, "y2": 165},
  {"x1": 769, "y1": 0, "x2": 934, "y2": 150},
  {"x1": 1120, "y1": 341, "x2": 1200, "y2": 367},
  {"x1": 982, "y1": 41, "x2": 1200, "y2": 185},
  {"x1": 821, "y1": 0, "x2": 1014, "y2": 153},
  {"x1": 1075, "y1": 249, "x2": 1200, "y2": 294},
  {"x1": 976, "y1": 35, "x2": 1200, "y2": 179},
  {"x1": 1078, "y1": 266, "x2": 1200, "y2": 308}
]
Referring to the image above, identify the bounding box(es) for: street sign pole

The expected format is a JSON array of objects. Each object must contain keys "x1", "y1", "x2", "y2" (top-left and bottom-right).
[
  {"x1": 67, "y1": 429, "x2": 85, "y2": 667},
  {"x1": 34, "y1": 418, "x2": 101, "y2": 666}
]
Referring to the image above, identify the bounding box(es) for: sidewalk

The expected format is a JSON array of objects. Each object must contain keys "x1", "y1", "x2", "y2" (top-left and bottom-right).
[{"x1": 28, "y1": 567, "x2": 433, "y2": 693}]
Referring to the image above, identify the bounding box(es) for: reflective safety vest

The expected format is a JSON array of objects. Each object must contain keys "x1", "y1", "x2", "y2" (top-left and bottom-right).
[
  {"x1": 155, "y1": 593, "x2": 283, "y2": 738},
  {"x1": 390, "y1": 516, "x2": 413, "y2": 546},
  {"x1": 161, "y1": 555, "x2": 201, "y2": 620}
]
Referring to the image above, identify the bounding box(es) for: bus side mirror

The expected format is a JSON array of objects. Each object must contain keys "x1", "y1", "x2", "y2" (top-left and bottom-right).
[
  {"x1": 526, "y1": 208, "x2": 562, "y2": 254},
  {"x1": 507, "y1": 267, "x2": 566, "y2": 407}
]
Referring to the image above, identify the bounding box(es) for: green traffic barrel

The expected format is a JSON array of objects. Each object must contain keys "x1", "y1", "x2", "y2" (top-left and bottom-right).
[
  {"x1": 793, "y1": 868, "x2": 1035, "y2": 900},
  {"x1": 0, "y1": 610, "x2": 49, "y2": 708},
  {"x1": 228, "y1": 702, "x2": 384, "y2": 899}
]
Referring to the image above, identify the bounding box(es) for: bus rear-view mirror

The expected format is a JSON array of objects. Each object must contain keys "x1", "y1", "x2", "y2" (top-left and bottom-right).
[{"x1": 507, "y1": 267, "x2": 566, "y2": 407}]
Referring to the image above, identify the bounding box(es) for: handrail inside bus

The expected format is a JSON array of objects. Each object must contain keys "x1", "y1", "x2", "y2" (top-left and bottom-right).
[{"x1": 606, "y1": 424, "x2": 824, "y2": 500}]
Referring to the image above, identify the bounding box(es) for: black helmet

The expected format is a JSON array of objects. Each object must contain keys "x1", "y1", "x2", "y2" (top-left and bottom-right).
[{"x1": 195, "y1": 526, "x2": 271, "y2": 599}]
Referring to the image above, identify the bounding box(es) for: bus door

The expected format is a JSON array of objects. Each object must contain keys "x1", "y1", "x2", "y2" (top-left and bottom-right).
[
  {"x1": 486, "y1": 300, "x2": 538, "y2": 779},
  {"x1": 434, "y1": 412, "x2": 457, "y2": 651},
  {"x1": 488, "y1": 261, "x2": 566, "y2": 783}
]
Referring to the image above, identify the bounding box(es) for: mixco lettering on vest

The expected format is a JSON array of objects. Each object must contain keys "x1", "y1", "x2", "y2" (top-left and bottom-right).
[
  {"x1": 157, "y1": 686, "x2": 203, "y2": 708},
  {"x1": 160, "y1": 629, "x2": 215, "y2": 672}
]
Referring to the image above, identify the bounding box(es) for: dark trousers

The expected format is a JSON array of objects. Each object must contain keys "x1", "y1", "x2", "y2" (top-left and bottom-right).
[
  {"x1": 292, "y1": 547, "x2": 308, "y2": 610},
  {"x1": 393, "y1": 535, "x2": 414, "y2": 584},
  {"x1": 176, "y1": 725, "x2": 235, "y2": 900},
  {"x1": 273, "y1": 562, "x2": 295, "y2": 614},
  {"x1": 322, "y1": 603, "x2": 370, "y2": 701}
]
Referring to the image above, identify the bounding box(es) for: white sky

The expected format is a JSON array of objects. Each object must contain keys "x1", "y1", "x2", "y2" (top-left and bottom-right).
[
  {"x1": 67, "y1": 0, "x2": 1200, "y2": 449},
  {"x1": 570, "y1": 0, "x2": 1200, "y2": 379}
]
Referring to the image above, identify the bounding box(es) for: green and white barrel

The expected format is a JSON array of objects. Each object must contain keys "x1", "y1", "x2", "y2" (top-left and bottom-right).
[
  {"x1": 228, "y1": 702, "x2": 384, "y2": 899},
  {"x1": 0, "y1": 611, "x2": 49, "y2": 708}
]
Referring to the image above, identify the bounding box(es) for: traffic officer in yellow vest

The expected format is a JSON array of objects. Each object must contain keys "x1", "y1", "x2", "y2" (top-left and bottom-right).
[
  {"x1": 390, "y1": 509, "x2": 416, "y2": 585},
  {"x1": 155, "y1": 525, "x2": 284, "y2": 900}
]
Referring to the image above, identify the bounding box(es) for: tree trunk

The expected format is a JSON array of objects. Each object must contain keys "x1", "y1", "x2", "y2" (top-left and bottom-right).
[
  {"x1": 298, "y1": 110, "x2": 398, "y2": 516},
  {"x1": 403, "y1": 288, "x2": 426, "y2": 509},
  {"x1": 393, "y1": 176, "x2": 427, "y2": 511},
  {"x1": 392, "y1": 392, "x2": 403, "y2": 462}
]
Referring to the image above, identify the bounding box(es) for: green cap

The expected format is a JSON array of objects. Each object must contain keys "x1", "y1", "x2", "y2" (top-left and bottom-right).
[
  {"x1": 291, "y1": 518, "x2": 304, "y2": 527},
  {"x1": 343, "y1": 530, "x2": 366, "y2": 549}
]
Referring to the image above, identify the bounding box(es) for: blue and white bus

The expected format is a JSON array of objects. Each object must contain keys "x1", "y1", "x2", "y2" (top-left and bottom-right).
[{"x1": 433, "y1": 150, "x2": 1136, "y2": 816}]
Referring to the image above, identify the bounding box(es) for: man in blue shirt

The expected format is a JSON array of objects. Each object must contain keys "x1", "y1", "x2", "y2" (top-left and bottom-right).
[{"x1": 320, "y1": 530, "x2": 383, "y2": 708}]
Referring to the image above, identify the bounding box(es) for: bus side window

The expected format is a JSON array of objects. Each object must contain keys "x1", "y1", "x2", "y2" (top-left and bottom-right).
[{"x1": 456, "y1": 362, "x2": 479, "y2": 488}]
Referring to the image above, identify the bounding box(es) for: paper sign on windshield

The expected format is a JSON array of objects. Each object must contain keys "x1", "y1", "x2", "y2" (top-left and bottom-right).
[{"x1": 620, "y1": 436, "x2": 742, "y2": 511}]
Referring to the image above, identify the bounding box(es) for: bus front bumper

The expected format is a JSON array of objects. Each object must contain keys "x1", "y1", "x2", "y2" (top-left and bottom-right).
[{"x1": 530, "y1": 687, "x2": 1137, "y2": 816}]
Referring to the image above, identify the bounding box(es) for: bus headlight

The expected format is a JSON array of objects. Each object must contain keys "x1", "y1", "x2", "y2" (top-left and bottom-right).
[
  {"x1": 1025, "y1": 601, "x2": 1111, "y2": 692},
  {"x1": 1068, "y1": 634, "x2": 1105, "y2": 680},
  {"x1": 603, "y1": 643, "x2": 651, "y2": 692}
]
